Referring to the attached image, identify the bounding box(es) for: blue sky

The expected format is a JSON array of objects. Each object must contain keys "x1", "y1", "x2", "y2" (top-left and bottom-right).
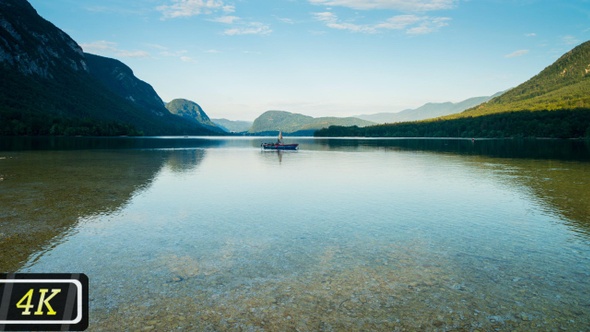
[{"x1": 29, "y1": 0, "x2": 590, "y2": 121}]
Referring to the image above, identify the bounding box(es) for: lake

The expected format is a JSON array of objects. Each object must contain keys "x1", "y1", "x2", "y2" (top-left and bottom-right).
[{"x1": 1, "y1": 136, "x2": 590, "y2": 331}]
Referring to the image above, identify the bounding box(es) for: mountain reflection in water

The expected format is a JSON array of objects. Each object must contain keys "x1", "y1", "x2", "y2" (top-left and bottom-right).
[{"x1": 0, "y1": 147, "x2": 208, "y2": 271}]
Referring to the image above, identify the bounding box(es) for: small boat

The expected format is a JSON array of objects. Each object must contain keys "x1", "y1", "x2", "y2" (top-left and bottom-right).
[
  {"x1": 261, "y1": 132, "x2": 299, "y2": 150},
  {"x1": 261, "y1": 142, "x2": 299, "y2": 150}
]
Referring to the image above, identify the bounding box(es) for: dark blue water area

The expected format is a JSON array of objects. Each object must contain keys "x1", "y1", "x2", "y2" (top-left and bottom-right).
[{"x1": 2, "y1": 136, "x2": 589, "y2": 162}]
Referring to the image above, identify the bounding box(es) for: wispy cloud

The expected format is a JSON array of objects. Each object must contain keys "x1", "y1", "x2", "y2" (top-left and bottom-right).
[
  {"x1": 145, "y1": 43, "x2": 169, "y2": 51},
  {"x1": 504, "y1": 49, "x2": 529, "y2": 58},
  {"x1": 223, "y1": 22, "x2": 272, "y2": 36},
  {"x1": 81, "y1": 40, "x2": 150, "y2": 58},
  {"x1": 150, "y1": 45, "x2": 199, "y2": 62},
  {"x1": 157, "y1": 0, "x2": 235, "y2": 19},
  {"x1": 176, "y1": 4, "x2": 273, "y2": 36},
  {"x1": 313, "y1": 12, "x2": 376, "y2": 33},
  {"x1": 84, "y1": 4, "x2": 149, "y2": 16},
  {"x1": 375, "y1": 15, "x2": 423, "y2": 29},
  {"x1": 276, "y1": 16, "x2": 296, "y2": 24},
  {"x1": 180, "y1": 56, "x2": 196, "y2": 62},
  {"x1": 525, "y1": 32, "x2": 536, "y2": 37},
  {"x1": 406, "y1": 17, "x2": 450, "y2": 34},
  {"x1": 313, "y1": 11, "x2": 449, "y2": 34},
  {"x1": 158, "y1": 49, "x2": 187, "y2": 57},
  {"x1": 210, "y1": 15, "x2": 240, "y2": 24},
  {"x1": 117, "y1": 50, "x2": 151, "y2": 58},
  {"x1": 562, "y1": 35, "x2": 579, "y2": 45},
  {"x1": 308, "y1": 0, "x2": 457, "y2": 11}
]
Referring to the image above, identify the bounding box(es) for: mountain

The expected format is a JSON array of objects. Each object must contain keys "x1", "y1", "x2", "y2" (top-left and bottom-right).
[
  {"x1": 249, "y1": 110, "x2": 375, "y2": 134},
  {"x1": 211, "y1": 118, "x2": 253, "y2": 133},
  {"x1": 456, "y1": 40, "x2": 590, "y2": 117},
  {"x1": 84, "y1": 53, "x2": 168, "y2": 119},
  {"x1": 165, "y1": 98, "x2": 225, "y2": 133},
  {"x1": 0, "y1": 0, "x2": 215, "y2": 136},
  {"x1": 357, "y1": 94, "x2": 501, "y2": 124},
  {"x1": 317, "y1": 42, "x2": 590, "y2": 138},
  {"x1": 0, "y1": 0, "x2": 86, "y2": 78}
]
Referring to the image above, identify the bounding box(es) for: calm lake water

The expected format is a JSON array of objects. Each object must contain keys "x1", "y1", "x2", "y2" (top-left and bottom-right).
[{"x1": 1, "y1": 136, "x2": 590, "y2": 331}]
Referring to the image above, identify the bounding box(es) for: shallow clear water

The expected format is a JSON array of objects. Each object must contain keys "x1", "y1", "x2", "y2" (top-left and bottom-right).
[{"x1": 1, "y1": 137, "x2": 590, "y2": 330}]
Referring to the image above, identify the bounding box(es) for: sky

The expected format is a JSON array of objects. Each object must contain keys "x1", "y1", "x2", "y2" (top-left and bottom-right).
[{"x1": 29, "y1": 0, "x2": 590, "y2": 121}]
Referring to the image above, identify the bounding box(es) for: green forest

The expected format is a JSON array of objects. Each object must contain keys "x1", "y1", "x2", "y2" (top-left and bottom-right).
[
  {"x1": 0, "y1": 109, "x2": 144, "y2": 136},
  {"x1": 315, "y1": 109, "x2": 590, "y2": 139},
  {"x1": 0, "y1": 65, "x2": 211, "y2": 136}
]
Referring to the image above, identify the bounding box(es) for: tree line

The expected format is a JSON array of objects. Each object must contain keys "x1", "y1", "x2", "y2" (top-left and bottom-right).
[
  {"x1": 0, "y1": 110, "x2": 143, "y2": 136},
  {"x1": 315, "y1": 109, "x2": 590, "y2": 139}
]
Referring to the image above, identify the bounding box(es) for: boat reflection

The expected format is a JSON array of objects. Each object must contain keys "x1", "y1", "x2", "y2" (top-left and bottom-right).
[{"x1": 260, "y1": 149, "x2": 298, "y2": 163}]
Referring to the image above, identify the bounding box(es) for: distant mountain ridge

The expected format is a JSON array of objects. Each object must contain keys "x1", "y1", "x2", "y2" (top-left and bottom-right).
[
  {"x1": 0, "y1": 0, "x2": 218, "y2": 136},
  {"x1": 249, "y1": 110, "x2": 375, "y2": 134},
  {"x1": 357, "y1": 94, "x2": 502, "y2": 124},
  {"x1": 212, "y1": 118, "x2": 253, "y2": 133}
]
